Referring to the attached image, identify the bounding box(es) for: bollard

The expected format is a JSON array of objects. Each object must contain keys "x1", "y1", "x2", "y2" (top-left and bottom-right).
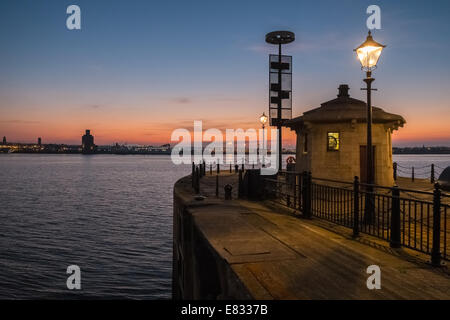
[
  {"x1": 215, "y1": 175, "x2": 219, "y2": 197},
  {"x1": 224, "y1": 184, "x2": 232, "y2": 200},
  {"x1": 431, "y1": 164, "x2": 435, "y2": 184},
  {"x1": 412, "y1": 166, "x2": 415, "y2": 182},
  {"x1": 293, "y1": 175, "x2": 297, "y2": 209},
  {"x1": 217, "y1": 163, "x2": 220, "y2": 174},
  {"x1": 210, "y1": 164, "x2": 212, "y2": 175},
  {"x1": 241, "y1": 163, "x2": 244, "y2": 172},
  {"x1": 393, "y1": 162, "x2": 397, "y2": 181},
  {"x1": 252, "y1": 163, "x2": 255, "y2": 169},
  {"x1": 353, "y1": 176, "x2": 360, "y2": 237},
  {"x1": 390, "y1": 186, "x2": 401, "y2": 248},
  {"x1": 234, "y1": 164, "x2": 239, "y2": 173},
  {"x1": 431, "y1": 183, "x2": 441, "y2": 266}
]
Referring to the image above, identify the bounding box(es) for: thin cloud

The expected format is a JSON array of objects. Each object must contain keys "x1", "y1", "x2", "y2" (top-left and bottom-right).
[
  {"x1": 85, "y1": 104, "x2": 103, "y2": 109},
  {"x1": 172, "y1": 97, "x2": 192, "y2": 104},
  {"x1": 0, "y1": 119, "x2": 40, "y2": 124}
]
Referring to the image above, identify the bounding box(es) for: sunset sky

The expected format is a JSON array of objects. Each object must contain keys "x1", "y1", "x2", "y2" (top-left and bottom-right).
[{"x1": 1, "y1": 0, "x2": 449, "y2": 147}]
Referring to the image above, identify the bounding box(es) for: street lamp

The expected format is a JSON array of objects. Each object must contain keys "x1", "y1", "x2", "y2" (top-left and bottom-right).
[
  {"x1": 260, "y1": 112, "x2": 268, "y2": 167},
  {"x1": 354, "y1": 30, "x2": 385, "y2": 223},
  {"x1": 260, "y1": 112, "x2": 268, "y2": 126}
]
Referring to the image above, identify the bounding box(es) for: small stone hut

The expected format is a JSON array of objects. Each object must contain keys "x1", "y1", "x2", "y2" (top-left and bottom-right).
[{"x1": 285, "y1": 84, "x2": 406, "y2": 186}]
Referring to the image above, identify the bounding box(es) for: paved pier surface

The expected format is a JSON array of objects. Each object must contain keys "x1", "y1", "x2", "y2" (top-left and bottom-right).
[{"x1": 175, "y1": 173, "x2": 450, "y2": 299}]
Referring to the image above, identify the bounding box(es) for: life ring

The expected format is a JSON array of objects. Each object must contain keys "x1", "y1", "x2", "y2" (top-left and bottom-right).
[{"x1": 286, "y1": 156, "x2": 296, "y2": 164}]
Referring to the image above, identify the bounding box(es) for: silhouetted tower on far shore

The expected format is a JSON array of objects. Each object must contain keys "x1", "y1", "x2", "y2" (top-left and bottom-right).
[
  {"x1": 82, "y1": 129, "x2": 96, "y2": 154},
  {"x1": 2, "y1": 136, "x2": 6, "y2": 145},
  {"x1": 38, "y1": 137, "x2": 42, "y2": 146}
]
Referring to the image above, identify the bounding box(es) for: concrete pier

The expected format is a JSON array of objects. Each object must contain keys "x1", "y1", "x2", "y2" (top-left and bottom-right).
[{"x1": 173, "y1": 173, "x2": 450, "y2": 299}]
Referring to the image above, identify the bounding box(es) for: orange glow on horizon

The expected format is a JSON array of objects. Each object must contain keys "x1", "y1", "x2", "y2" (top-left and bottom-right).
[
  {"x1": 2, "y1": 99, "x2": 449, "y2": 146},
  {"x1": 2, "y1": 118, "x2": 449, "y2": 146}
]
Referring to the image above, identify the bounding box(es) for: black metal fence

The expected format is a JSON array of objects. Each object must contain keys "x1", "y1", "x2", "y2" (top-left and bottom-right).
[
  {"x1": 263, "y1": 170, "x2": 450, "y2": 265},
  {"x1": 190, "y1": 161, "x2": 246, "y2": 199}
]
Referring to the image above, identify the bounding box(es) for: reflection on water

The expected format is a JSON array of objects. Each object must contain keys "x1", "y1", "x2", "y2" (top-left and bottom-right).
[
  {"x1": 393, "y1": 154, "x2": 450, "y2": 179},
  {"x1": 0, "y1": 154, "x2": 189, "y2": 299}
]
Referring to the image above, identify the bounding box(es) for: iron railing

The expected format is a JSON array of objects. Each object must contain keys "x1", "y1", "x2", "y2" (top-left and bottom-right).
[{"x1": 263, "y1": 170, "x2": 450, "y2": 265}]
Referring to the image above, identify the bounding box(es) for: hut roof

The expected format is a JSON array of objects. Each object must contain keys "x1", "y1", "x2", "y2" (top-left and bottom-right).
[{"x1": 285, "y1": 84, "x2": 406, "y2": 129}]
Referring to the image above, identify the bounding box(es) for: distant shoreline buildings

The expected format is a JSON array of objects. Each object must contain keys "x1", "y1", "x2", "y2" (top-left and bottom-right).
[
  {"x1": 392, "y1": 146, "x2": 450, "y2": 154},
  {"x1": 0, "y1": 130, "x2": 172, "y2": 155},
  {"x1": 0, "y1": 132, "x2": 449, "y2": 155}
]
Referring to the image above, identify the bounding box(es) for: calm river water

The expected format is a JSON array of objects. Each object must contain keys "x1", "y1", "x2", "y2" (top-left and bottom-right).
[{"x1": 0, "y1": 153, "x2": 448, "y2": 299}]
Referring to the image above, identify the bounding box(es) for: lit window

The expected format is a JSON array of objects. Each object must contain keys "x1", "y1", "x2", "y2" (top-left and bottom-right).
[{"x1": 327, "y1": 132, "x2": 340, "y2": 151}]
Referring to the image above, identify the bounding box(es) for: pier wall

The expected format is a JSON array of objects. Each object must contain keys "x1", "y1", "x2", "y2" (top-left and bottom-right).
[{"x1": 172, "y1": 178, "x2": 252, "y2": 300}]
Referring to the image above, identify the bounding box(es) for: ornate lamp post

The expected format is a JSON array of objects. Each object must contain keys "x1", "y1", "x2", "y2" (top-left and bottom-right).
[
  {"x1": 260, "y1": 112, "x2": 268, "y2": 167},
  {"x1": 354, "y1": 31, "x2": 386, "y2": 223}
]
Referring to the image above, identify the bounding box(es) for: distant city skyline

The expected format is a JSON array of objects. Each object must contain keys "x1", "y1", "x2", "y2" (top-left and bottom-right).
[{"x1": 1, "y1": 0, "x2": 450, "y2": 147}]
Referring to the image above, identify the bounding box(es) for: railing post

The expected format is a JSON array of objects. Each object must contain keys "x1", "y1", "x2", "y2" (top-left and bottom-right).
[
  {"x1": 192, "y1": 162, "x2": 195, "y2": 187},
  {"x1": 202, "y1": 160, "x2": 206, "y2": 176},
  {"x1": 302, "y1": 171, "x2": 312, "y2": 218},
  {"x1": 230, "y1": 164, "x2": 232, "y2": 173},
  {"x1": 241, "y1": 162, "x2": 244, "y2": 172},
  {"x1": 262, "y1": 176, "x2": 267, "y2": 199},
  {"x1": 194, "y1": 166, "x2": 200, "y2": 194},
  {"x1": 217, "y1": 163, "x2": 220, "y2": 174},
  {"x1": 297, "y1": 173, "x2": 302, "y2": 211},
  {"x1": 431, "y1": 164, "x2": 435, "y2": 184},
  {"x1": 302, "y1": 171, "x2": 307, "y2": 217},
  {"x1": 353, "y1": 176, "x2": 359, "y2": 237},
  {"x1": 390, "y1": 186, "x2": 401, "y2": 248},
  {"x1": 431, "y1": 183, "x2": 442, "y2": 266},
  {"x1": 215, "y1": 175, "x2": 219, "y2": 197},
  {"x1": 238, "y1": 169, "x2": 243, "y2": 198},
  {"x1": 393, "y1": 162, "x2": 397, "y2": 181},
  {"x1": 412, "y1": 166, "x2": 415, "y2": 182},
  {"x1": 210, "y1": 164, "x2": 212, "y2": 175},
  {"x1": 307, "y1": 172, "x2": 312, "y2": 218}
]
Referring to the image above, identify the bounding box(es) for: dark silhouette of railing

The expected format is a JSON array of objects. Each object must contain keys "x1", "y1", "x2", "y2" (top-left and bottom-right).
[
  {"x1": 263, "y1": 170, "x2": 450, "y2": 265},
  {"x1": 190, "y1": 161, "x2": 244, "y2": 199}
]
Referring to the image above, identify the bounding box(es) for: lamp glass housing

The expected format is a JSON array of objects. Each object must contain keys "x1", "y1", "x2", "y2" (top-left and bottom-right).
[
  {"x1": 355, "y1": 31, "x2": 385, "y2": 71},
  {"x1": 260, "y1": 113, "x2": 268, "y2": 125}
]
